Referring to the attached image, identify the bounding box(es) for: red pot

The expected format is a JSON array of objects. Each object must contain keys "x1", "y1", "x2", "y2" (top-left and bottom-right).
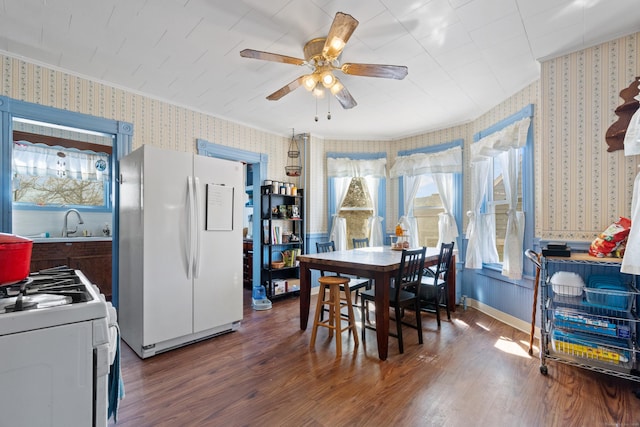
[{"x1": 0, "y1": 233, "x2": 33, "y2": 285}]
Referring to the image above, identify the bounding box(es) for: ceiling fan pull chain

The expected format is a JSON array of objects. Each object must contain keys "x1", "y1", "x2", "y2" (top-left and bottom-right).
[
  {"x1": 315, "y1": 94, "x2": 319, "y2": 122},
  {"x1": 327, "y1": 95, "x2": 331, "y2": 120}
]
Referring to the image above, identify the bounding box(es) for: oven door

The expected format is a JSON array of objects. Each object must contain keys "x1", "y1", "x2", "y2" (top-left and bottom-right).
[{"x1": 0, "y1": 322, "x2": 95, "y2": 427}]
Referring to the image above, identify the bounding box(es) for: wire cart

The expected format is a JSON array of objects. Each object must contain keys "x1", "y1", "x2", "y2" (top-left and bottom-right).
[{"x1": 526, "y1": 250, "x2": 640, "y2": 384}]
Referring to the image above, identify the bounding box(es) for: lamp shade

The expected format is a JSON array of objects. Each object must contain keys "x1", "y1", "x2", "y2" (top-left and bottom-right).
[{"x1": 321, "y1": 71, "x2": 335, "y2": 88}]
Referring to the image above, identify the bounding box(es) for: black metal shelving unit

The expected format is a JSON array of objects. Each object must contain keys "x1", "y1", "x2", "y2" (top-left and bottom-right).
[{"x1": 260, "y1": 186, "x2": 304, "y2": 299}]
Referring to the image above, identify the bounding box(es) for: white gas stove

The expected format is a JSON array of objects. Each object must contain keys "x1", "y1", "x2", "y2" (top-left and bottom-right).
[{"x1": 0, "y1": 267, "x2": 119, "y2": 427}]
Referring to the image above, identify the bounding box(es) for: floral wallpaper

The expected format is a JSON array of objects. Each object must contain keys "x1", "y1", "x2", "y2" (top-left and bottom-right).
[
  {"x1": 540, "y1": 33, "x2": 640, "y2": 241},
  {"x1": 0, "y1": 55, "x2": 293, "y2": 185},
  {"x1": 2, "y1": 31, "x2": 639, "y2": 243}
]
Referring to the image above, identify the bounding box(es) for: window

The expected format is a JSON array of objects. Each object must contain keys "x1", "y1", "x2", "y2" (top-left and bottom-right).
[
  {"x1": 485, "y1": 151, "x2": 523, "y2": 262},
  {"x1": 326, "y1": 155, "x2": 387, "y2": 250},
  {"x1": 337, "y1": 177, "x2": 374, "y2": 248},
  {"x1": 391, "y1": 143, "x2": 462, "y2": 249},
  {"x1": 466, "y1": 105, "x2": 533, "y2": 280},
  {"x1": 12, "y1": 128, "x2": 112, "y2": 210}
]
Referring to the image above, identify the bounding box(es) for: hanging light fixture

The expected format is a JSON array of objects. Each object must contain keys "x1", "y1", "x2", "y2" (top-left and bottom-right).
[
  {"x1": 303, "y1": 74, "x2": 319, "y2": 91},
  {"x1": 285, "y1": 130, "x2": 303, "y2": 177},
  {"x1": 320, "y1": 70, "x2": 336, "y2": 88}
]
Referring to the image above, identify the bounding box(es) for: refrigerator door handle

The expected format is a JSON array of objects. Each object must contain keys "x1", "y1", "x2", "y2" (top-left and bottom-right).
[
  {"x1": 186, "y1": 176, "x2": 194, "y2": 280},
  {"x1": 193, "y1": 176, "x2": 201, "y2": 278}
]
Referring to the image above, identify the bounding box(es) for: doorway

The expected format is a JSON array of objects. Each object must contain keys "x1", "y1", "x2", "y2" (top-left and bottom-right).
[{"x1": 196, "y1": 139, "x2": 265, "y2": 303}]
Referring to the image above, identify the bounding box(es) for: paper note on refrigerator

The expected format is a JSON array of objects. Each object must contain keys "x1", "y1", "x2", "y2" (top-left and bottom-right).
[{"x1": 206, "y1": 184, "x2": 234, "y2": 231}]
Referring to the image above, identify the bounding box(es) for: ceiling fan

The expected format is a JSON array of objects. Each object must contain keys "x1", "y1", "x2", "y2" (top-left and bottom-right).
[{"x1": 240, "y1": 12, "x2": 408, "y2": 110}]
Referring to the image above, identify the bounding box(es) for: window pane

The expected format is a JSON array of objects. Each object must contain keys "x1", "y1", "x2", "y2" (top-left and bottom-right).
[
  {"x1": 491, "y1": 149, "x2": 523, "y2": 263},
  {"x1": 13, "y1": 175, "x2": 106, "y2": 206},
  {"x1": 338, "y1": 177, "x2": 374, "y2": 248},
  {"x1": 415, "y1": 175, "x2": 443, "y2": 208}
]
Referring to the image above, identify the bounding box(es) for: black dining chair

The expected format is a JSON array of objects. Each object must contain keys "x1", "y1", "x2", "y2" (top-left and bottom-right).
[
  {"x1": 351, "y1": 237, "x2": 373, "y2": 295},
  {"x1": 315, "y1": 241, "x2": 369, "y2": 320},
  {"x1": 352, "y1": 237, "x2": 369, "y2": 248},
  {"x1": 419, "y1": 241, "x2": 455, "y2": 327},
  {"x1": 360, "y1": 246, "x2": 426, "y2": 354}
]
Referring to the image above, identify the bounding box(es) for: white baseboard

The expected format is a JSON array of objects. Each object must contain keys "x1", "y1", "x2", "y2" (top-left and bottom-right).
[
  {"x1": 465, "y1": 297, "x2": 540, "y2": 341},
  {"x1": 306, "y1": 291, "x2": 540, "y2": 342}
]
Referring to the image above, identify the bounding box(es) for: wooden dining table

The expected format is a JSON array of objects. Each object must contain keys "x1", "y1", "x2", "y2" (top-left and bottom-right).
[{"x1": 297, "y1": 246, "x2": 455, "y2": 360}]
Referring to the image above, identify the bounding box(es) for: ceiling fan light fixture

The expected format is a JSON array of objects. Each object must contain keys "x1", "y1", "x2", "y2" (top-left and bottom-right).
[
  {"x1": 303, "y1": 74, "x2": 318, "y2": 91},
  {"x1": 324, "y1": 37, "x2": 346, "y2": 59},
  {"x1": 240, "y1": 12, "x2": 404, "y2": 112},
  {"x1": 330, "y1": 79, "x2": 344, "y2": 95},
  {"x1": 321, "y1": 71, "x2": 336, "y2": 88}
]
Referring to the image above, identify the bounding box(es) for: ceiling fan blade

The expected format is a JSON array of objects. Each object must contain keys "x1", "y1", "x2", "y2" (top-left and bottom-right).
[
  {"x1": 332, "y1": 83, "x2": 357, "y2": 109},
  {"x1": 266, "y1": 76, "x2": 305, "y2": 101},
  {"x1": 341, "y1": 63, "x2": 408, "y2": 80},
  {"x1": 323, "y1": 12, "x2": 359, "y2": 60},
  {"x1": 240, "y1": 49, "x2": 305, "y2": 66}
]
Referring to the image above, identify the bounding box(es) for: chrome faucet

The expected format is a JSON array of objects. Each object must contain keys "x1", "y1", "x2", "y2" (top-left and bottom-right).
[{"x1": 62, "y1": 209, "x2": 84, "y2": 237}]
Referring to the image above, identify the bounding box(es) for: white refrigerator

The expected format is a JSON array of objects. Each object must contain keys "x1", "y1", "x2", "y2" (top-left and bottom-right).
[{"x1": 118, "y1": 145, "x2": 243, "y2": 358}]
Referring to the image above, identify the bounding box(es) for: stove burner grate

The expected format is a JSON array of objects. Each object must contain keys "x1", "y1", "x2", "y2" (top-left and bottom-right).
[{"x1": 0, "y1": 266, "x2": 91, "y2": 312}]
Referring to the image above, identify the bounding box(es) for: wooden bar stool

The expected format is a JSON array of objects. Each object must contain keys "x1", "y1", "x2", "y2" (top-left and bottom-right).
[{"x1": 309, "y1": 276, "x2": 359, "y2": 356}]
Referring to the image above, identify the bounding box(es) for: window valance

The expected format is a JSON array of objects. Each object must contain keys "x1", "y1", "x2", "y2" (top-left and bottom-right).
[
  {"x1": 13, "y1": 140, "x2": 110, "y2": 181},
  {"x1": 471, "y1": 117, "x2": 531, "y2": 160},
  {"x1": 389, "y1": 146, "x2": 462, "y2": 177},
  {"x1": 326, "y1": 157, "x2": 387, "y2": 178}
]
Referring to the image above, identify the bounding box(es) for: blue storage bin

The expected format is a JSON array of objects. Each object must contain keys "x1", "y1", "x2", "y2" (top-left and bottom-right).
[{"x1": 584, "y1": 275, "x2": 633, "y2": 311}]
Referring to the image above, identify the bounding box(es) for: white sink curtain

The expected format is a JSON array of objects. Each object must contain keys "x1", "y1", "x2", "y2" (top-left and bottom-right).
[
  {"x1": 389, "y1": 146, "x2": 462, "y2": 249},
  {"x1": 13, "y1": 140, "x2": 110, "y2": 181},
  {"x1": 326, "y1": 157, "x2": 387, "y2": 250},
  {"x1": 467, "y1": 117, "x2": 531, "y2": 280}
]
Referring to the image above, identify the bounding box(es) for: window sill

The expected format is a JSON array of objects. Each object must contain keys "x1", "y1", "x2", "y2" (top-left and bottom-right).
[{"x1": 476, "y1": 262, "x2": 535, "y2": 289}]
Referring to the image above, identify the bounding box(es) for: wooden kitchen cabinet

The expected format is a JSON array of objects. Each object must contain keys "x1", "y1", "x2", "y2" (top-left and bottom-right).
[{"x1": 30, "y1": 240, "x2": 113, "y2": 300}]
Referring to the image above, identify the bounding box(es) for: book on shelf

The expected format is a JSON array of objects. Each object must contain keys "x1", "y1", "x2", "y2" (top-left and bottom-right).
[{"x1": 271, "y1": 225, "x2": 282, "y2": 244}]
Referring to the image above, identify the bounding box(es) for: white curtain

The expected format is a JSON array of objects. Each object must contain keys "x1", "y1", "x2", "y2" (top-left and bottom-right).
[
  {"x1": 328, "y1": 176, "x2": 351, "y2": 251},
  {"x1": 623, "y1": 85, "x2": 640, "y2": 156},
  {"x1": 327, "y1": 157, "x2": 387, "y2": 250},
  {"x1": 329, "y1": 215, "x2": 348, "y2": 251},
  {"x1": 467, "y1": 117, "x2": 530, "y2": 277},
  {"x1": 622, "y1": 169, "x2": 640, "y2": 274},
  {"x1": 327, "y1": 157, "x2": 387, "y2": 178},
  {"x1": 390, "y1": 146, "x2": 462, "y2": 248},
  {"x1": 433, "y1": 173, "x2": 459, "y2": 249},
  {"x1": 389, "y1": 146, "x2": 462, "y2": 176},
  {"x1": 621, "y1": 86, "x2": 640, "y2": 272},
  {"x1": 465, "y1": 158, "x2": 491, "y2": 269},
  {"x1": 400, "y1": 175, "x2": 422, "y2": 247},
  {"x1": 13, "y1": 140, "x2": 110, "y2": 181},
  {"x1": 368, "y1": 216, "x2": 384, "y2": 246},
  {"x1": 499, "y1": 149, "x2": 525, "y2": 279},
  {"x1": 364, "y1": 176, "x2": 382, "y2": 246}
]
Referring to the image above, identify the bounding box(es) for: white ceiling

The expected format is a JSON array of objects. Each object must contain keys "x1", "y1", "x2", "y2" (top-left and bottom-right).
[{"x1": 0, "y1": 0, "x2": 638, "y2": 140}]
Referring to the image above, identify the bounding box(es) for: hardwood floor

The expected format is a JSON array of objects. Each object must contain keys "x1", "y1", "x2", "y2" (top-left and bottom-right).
[{"x1": 110, "y1": 290, "x2": 640, "y2": 426}]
